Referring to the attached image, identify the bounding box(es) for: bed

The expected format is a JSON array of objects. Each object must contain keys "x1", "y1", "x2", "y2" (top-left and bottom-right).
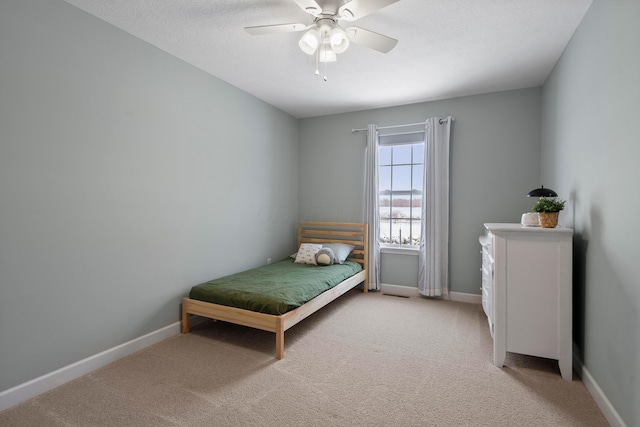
[{"x1": 181, "y1": 222, "x2": 368, "y2": 359}]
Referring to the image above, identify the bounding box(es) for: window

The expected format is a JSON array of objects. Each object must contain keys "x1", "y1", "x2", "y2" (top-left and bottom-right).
[{"x1": 378, "y1": 131, "x2": 425, "y2": 246}]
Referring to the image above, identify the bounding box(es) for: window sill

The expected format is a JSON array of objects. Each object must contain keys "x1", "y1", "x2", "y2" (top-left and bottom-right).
[{"x1": 380, "y1": 246, "x2": 419, "y2": 256}]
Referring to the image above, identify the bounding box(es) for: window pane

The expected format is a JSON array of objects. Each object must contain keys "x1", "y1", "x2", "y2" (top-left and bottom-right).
[
  {"x1": 411, "y1": 196, "x2": 422, "y2": 221},
  {"x1": 409, "y1": 219, "x2": 422, "y2": 245},
  {"x1": 379, "y1": 146, "x2": 392, "y2": 166},
  {"x1": 393, "y1": 145, "x2": 411, "y2": 164},
  {"x1": 379, "y1": 210, "x2": 421, "y2": 246},
  {"x1": 413, "y1": 143, "x2": 424, "y2": 163},
  {"x1": 392, "y1": 165, "x2": 411, "y2": 191},
  {"x1": 379, "y1": 205, "x2": 391, "y2": 243},
  {"x1": 390, "y1": 196, "x2": 410, "y2": 221},
  {"x1": 379, "y1": 198, "x2": 392, "y2": 219},
  {"x1": 379, "y1": 166, "x2": 391, "y2": 191},
  {"x1": 409, "y1": 195, "x2": 422, "y2": 245},
  {"x1": 412, "y1": 165, "x2": 423, "y2": 191},
  {"x1": 394, "y1": 219, "x2": 411, "y2": 245}
]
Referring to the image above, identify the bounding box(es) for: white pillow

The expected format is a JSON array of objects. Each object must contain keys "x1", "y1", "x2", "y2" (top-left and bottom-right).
[
  {"x1": 294, "y1": 243, "x2": 323, "y2": 265},
  {"x1": 322, "y1": 243, "x2": 355, "y2": 264}
]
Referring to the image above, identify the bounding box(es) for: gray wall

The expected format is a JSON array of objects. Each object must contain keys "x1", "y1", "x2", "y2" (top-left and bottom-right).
[
  {"x1": 298, "y1": 88, "x2": 542, "y2": 295},
  {"x1": 0, "y1": 0, "x2": 299, "y2": 392},
  {"x1": 541, "y1": 0, "x2": 640, "y2": 424},
  {"x1": 7, "y1": 2, "x2": 635, "y2": 424}
]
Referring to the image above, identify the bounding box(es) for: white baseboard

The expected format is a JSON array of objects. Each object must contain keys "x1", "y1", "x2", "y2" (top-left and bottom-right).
[
  {"x1": 572, "y1": 344, "x2": 627, "y2": 427},
  {"x1": 381, "y1": 283, "x2": 421, "y2": 298},
  {"x1": 448, "y1": 291, "x2": 482, "y2": 304},
  {"x1": 380, "y1": 283, "x2": 481, "y2": 304},
  {"x1": 0, "y1": 318, "x2": 203, "y2": 412}
]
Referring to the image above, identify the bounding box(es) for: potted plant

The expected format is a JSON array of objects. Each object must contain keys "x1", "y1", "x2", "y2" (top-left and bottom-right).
[{"x1": 533, "y1": 197, "x2": 566, "y2": 228}]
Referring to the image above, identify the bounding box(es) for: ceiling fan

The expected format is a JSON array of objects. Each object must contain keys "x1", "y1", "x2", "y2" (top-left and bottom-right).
[{"x1": 244, "y1": 0, "x2": 400, "y2": 79}]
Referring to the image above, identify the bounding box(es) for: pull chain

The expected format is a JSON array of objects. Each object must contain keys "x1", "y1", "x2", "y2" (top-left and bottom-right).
[
  {"x1": 322, "y1": 36, "x2": 328, "y2": 82},
  {"x1": 324, "y1": 57, "x2": 328, "y2": 82},
  {"x1": 313, "y1": 35, "x2": 329, "y2": 81},
  {"x1": 314, "y1": 46, "x2": 319, "y2": 76}
]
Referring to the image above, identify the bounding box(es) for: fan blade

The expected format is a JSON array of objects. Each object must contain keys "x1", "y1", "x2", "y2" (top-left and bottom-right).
[
  {"x1": 244, "y1": 23, "x2": 310, "y2": 35},
  {"x1": 338, "y1": 0, "x2": 400, "y2": 21},
  {"x1": 345, "y1": 26, "x2": 398, "y2": 53},
  {"x1": 294, "y1": 0, "x2": 323, "y2": 15}
]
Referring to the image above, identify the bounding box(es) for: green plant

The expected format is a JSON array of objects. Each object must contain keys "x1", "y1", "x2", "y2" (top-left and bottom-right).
[{"x1": 533, "y1": 197, "x2": 566, "y2": 213}]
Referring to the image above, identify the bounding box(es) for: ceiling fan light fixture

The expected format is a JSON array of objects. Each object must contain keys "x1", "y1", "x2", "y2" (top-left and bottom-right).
[
  {"x1": 319, "y1": 46, "x2": 337, "y2": 62},
  {"x1": 298, "y1": 29, "x2": 320, "y2": 55},
  {"x1": 247, "y1": 0, "x2": 399, "y2": 77},
  {"x1": 329, "y1": 27, "x2": 350, "y2": 53}
]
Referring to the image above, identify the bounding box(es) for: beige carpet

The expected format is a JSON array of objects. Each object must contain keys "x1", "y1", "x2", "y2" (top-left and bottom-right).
[{"x1": 0, "y1": 290, "x2": 609, "y2": 426}]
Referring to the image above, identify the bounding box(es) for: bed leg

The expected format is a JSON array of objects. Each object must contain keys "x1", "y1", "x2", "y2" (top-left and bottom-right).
[
  {"x1": 181, "y1": 300, "x2": 190, "y2": 334},
  {"x1": 275, "y1": 319, "x2": 284, "y2": 359}
]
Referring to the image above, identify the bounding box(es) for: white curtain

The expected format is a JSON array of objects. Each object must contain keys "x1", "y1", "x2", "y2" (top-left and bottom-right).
[
  {"x1": 418, "y1": 117, "x2": 452, "y2": 297},
  {"x1": 364, "y1": 124, "x2": 381, "y2": 291}
]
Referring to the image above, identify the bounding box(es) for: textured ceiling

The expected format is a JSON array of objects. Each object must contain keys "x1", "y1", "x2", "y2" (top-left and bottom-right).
[{"x1": 63, "y1": 0, "x2": 593, "y2": 118}]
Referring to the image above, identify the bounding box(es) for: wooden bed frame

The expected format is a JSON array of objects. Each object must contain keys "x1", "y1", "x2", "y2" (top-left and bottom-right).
[{"x1": 181, "y1": 222, "x2": 368, "y2": 359}]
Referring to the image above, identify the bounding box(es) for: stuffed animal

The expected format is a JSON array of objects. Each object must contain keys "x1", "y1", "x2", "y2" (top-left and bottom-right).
[{"x1": 315, "y1": 247, "x2": 336, "y2": 266}]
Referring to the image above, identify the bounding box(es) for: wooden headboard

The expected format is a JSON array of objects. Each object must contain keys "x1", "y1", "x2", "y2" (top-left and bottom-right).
[{"x1": 297, "y1": 222, "x2": 368, "y2": 289}]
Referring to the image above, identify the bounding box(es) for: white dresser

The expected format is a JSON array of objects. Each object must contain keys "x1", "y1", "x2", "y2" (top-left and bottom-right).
[
  {"x1": 481, "y1": 223, "x2": 573, "y2": 380},
  {"x1": 479, "y1": 234, "x2": 494, "y2": 338}
]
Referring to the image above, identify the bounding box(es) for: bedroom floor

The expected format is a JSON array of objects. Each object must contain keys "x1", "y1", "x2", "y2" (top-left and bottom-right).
[{"x1": 0, "y1": 290, "x2": 608, "y2": 426}]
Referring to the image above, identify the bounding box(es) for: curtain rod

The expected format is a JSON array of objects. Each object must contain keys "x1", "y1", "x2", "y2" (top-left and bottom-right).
[{"x1": 351, "y1": 117, "x2": 453, "y2": 133}]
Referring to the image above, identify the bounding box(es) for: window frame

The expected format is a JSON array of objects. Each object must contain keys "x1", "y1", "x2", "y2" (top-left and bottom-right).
[{"x1": 378, "y1": 130, "x2": 426, "y2": 249}]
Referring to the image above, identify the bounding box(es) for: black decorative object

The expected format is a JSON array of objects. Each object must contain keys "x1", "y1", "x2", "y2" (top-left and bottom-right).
[{"x1": 526, "y1": 185, "x2": 558, "y2": 198}]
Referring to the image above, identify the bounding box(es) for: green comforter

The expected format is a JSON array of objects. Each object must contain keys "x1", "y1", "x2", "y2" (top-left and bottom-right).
[{"x1": 189, "y1": 259, "x2": 362, "y2": 315}]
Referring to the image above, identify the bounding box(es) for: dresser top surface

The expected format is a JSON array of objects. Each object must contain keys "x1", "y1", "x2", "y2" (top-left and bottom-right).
[{"x1": 484, "y1": 223, "x2": 573, "y2": 234}]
